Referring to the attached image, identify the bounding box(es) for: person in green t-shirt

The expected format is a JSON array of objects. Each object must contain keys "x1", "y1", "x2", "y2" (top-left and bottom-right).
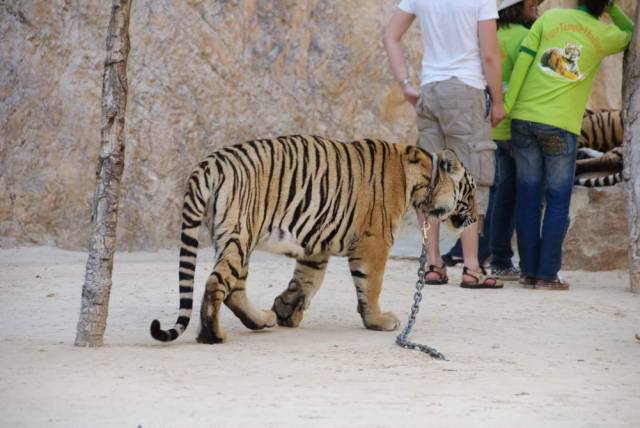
[
  {"x1": 443, "y1": 0, "x2": 540, "y2": 282},
  {"x1": 505, "y1": 0, "x2": 634, "y2": 290}
]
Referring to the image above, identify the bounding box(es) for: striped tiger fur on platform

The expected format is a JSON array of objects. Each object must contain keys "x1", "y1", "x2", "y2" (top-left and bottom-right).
[{"x1": 575, "y1": 109, "x2": 624, "y2": 188}]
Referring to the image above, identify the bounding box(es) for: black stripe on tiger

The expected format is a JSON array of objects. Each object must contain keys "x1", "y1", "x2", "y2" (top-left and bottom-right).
[
  {"x1": 574, "y1": 172, "x2": 623, "y2": 187},
  {"x1": 351, "y1": 270, "x2": 367, "y2": 279},
  {"x1": 579, "y1": 109, "x2": 623, "y2": 153},
  {"x1": 151, "y1": 164, "x2": 212, "y2": 342},
  {"x1": 151, "y1": 136, "x2": 477, "y2": 344},
  {"x1": 297, "y1": 259, "x2": 326, "y2": 270}
]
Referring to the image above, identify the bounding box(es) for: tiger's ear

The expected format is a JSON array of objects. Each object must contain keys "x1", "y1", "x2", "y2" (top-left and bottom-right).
[
  {"x1": 438, "y1": 149, "x2": 458, "y2": 173},
  {"x1": 405, "y1": 145, "x2": 426, "y2": 164}
]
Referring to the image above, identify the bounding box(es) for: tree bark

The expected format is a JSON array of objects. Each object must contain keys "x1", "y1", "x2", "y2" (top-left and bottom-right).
[
  {"x1": 622, "y1": 6, "x2": 640, "y2": 293},
  {"x1": 75, "y1": 0, "x2": 133, "y2": 346}
]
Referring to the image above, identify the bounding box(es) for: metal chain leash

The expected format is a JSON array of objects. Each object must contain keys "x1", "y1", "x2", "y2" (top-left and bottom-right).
[{"x1": 395, "y1": 220, "x2": 447, "y2": 360}]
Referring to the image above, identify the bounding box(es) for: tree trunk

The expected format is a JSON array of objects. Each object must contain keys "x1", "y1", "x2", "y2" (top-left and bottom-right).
[
  {"x1": 75, "y1": 0, "x2": 133, "y2": 346},
  {"x1": 622, "y1": 6, "x2": 640, "y2": 293}
]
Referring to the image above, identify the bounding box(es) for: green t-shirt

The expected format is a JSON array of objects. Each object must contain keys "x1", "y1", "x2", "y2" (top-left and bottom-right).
[
  {"x1": 505, "y1": 5, "x2": 633, "y2": 135},
  {"x1": 492, "y1": 23, "x2": 529, "y2": 141}
]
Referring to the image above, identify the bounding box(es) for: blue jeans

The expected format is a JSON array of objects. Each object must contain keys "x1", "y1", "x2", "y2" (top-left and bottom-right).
[
  {"x1": 445, "y1": 141, "x2": 516, "y2": 268},
  {"x1": 510, "y1": 119, "x2": 577, "y2": 281},
  {"x1": 490, "y1": 140, "x2": 516, "y2": 269}
]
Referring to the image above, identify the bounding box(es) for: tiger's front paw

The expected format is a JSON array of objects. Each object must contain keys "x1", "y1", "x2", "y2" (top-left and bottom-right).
[{"x1": 363, "y1": 311, "x2": 400, "y2": 331}]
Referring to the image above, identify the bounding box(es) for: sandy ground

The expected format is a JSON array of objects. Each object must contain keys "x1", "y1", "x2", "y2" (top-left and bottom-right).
[{"x1": 0, "y1": 245, "x2": 639, "y2": 428}]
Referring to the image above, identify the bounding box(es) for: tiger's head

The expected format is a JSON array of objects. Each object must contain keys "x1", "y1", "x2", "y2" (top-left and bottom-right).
[
  {"x1": 443, "y1": 168, "x2": 478, "y2": 230},
  {"x1": 405, "y1": 147, "x2": 478, "y2": 230},
  {"x1": 564, "y1": 43, "x2": 580, "y2": 63}
]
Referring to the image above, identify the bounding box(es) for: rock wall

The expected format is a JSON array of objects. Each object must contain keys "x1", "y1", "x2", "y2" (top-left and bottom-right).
[
  {"x1": 563, "y1": 185, "x2": 629, "y2": 271},
  {"x1": 1, "y1": 0, "x2": 424, "y2": 250},
  {"x1": 0, "y1": 1, "x2": 636, "y2": 267}
]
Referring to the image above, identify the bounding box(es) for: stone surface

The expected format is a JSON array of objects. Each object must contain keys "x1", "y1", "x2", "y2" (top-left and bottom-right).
[
  {"x1": 1, "y1": 0, "x2": 423, "y2": 250},
  {"x1": 563, "y1": 185, "x2": 629, "y2": 271},
  {"x1": 0, "y1": 0, "x2": 636, "y2": 271}
]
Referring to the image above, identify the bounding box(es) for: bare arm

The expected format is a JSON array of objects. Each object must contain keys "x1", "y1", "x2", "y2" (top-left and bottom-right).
[
  {"x1": 478, "y1": 19, "x2": 505, "y2": 127},
  {"x1": 383, "y1": 10, "x2": 420, "y2": 105}
]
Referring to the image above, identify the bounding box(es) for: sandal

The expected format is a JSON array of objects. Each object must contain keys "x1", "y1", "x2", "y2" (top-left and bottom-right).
[
  {"x1": 460, "y1": 266, "x2": 503, "y2": 289},
  {"x1": 535, "y1": 278, "x2": 570, "y2": 291},
  {"x1": 519, "y1": 276, "x2": 537, "y2": 289},
  {"x1": 424, "y1": 264, "x2": 448, "y2": 285}
]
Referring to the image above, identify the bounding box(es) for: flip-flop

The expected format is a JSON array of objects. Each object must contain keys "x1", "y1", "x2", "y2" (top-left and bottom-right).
[{"x1": 460, "y1": 266, "x2": 503, "y2": 289}]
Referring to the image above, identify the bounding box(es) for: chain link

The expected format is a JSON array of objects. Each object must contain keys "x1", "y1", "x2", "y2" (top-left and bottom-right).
[{"x1": 395, "y1": 220, "x2": 446, "y2": 360}]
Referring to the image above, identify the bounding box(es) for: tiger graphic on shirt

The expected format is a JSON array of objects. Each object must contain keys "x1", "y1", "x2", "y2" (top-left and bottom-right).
[{"x1": 540, "y1": 43, "x2": 583, "y2": 81}]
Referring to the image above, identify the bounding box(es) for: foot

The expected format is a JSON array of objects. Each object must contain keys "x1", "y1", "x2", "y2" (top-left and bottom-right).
[
  {"x1": 491, "y1": 266, "x2": 521, "y2": 281},
  {"x1": 425, "y1": 264, "x2": 448, "y2": 285},
  {"x1": 519, "y1": 276, "x2": 537, "y2": 289},
  {"x1": 460, "y1": 266, "x2": 503, "y2": 289},
  {"x1": 535, "y1": 277, "x2": 570, "y2": 291}
]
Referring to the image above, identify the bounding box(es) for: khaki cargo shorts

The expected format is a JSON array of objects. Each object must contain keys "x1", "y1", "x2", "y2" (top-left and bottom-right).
[{"x1": 415, "y1": 77, "x2": 496, "y2": 214}]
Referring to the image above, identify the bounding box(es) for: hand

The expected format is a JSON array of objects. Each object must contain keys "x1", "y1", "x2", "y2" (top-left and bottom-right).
[
  {"x1": 490, "y1": 102, "x2": 506, "y2": 128},
  {"x1": 402, "y1": 85, "x2": 420, "y2": 106}
]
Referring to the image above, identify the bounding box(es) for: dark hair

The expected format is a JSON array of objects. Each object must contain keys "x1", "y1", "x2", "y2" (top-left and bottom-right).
[
  {"x1": 579, "y1": 0, "x2": 612, "y2": 18},
  {"x1": 497, "y1": 2, "x2": 533, "y2": 29}
]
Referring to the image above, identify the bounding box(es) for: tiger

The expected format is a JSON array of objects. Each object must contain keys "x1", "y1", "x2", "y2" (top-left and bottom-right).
[
  {"x1": 578, "y1": 109, "x2": 623, "y2": 153},
  {"x1": 150, "y1": 136, "x2": 477, "y2": 344},
  {"x1": 574, "y1": 171, "x2": 623, "y2": 188},
  {"x1": 574, "y1": 109, "x2": 624, "y2": 187},
  {"x1": 540, "y1": 43, "x2": 582, "y2": 81}
]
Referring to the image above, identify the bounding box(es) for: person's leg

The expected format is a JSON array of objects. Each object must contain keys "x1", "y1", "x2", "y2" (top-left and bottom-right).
[
  {"x1": 478, "y1": 185, "x2": 494, "y2": 265},
  {"x1": 444, "y1": 238, "x2": 463, "y2": 262},
  {"x1": 535, "y1": 125, "x2": 578, "y2": 282},
  {"x1": 434, "y1": 79, "x2": 500, "y2": 286},
  {"x1": 415, "y1": 83, "x2": 447, "y2": 283},
  {"x1": 426, "y1": 215, "x2": 442, "y2": 267},
  {"x1": 490, "y1": 140, "x2": 517, "y2": 270},
  {"x1": 455, "y1": 186, "x2": 501, "y2": 289},
  {"x1": 459, "y1": 186, "x2": 500, "y2": 286},
  {"x1": 510, "y1": 120, "x2": 544, "y2": 281},
  {"x1": 446, "y1": 181, "x2": 493, "y2": 265},
  {"x1": 460, "y1": 222, "x2": 479, "y2": 268},
  {"x1": 420, "y1": 210, "x2": 447, "y2": 284}
]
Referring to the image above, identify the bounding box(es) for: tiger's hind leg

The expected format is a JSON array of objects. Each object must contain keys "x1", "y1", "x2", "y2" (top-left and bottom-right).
[
  {"x1": 272, "y1": 254, "x2": 329, "y2": 327},
  {"x1": 197, "y1": 247, "x2": 247, "y2": 344},
  {"x1": 349, "y1": 238, "x2": 399, "y2": 331},
  {"x1": 224, "y1": 264, "x2": 277, "y2": 331},
  {"x1": 197, "y1": 263, "x2": 230, "y2": 344}
]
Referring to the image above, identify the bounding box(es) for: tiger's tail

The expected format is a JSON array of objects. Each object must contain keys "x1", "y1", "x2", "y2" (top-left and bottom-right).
[
  {"x1": 151, "y1": 161, "x2": 213, "y2": 342},
  {"x1": 574, "y1": 172, "x2": 622, "y2": 188}
]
